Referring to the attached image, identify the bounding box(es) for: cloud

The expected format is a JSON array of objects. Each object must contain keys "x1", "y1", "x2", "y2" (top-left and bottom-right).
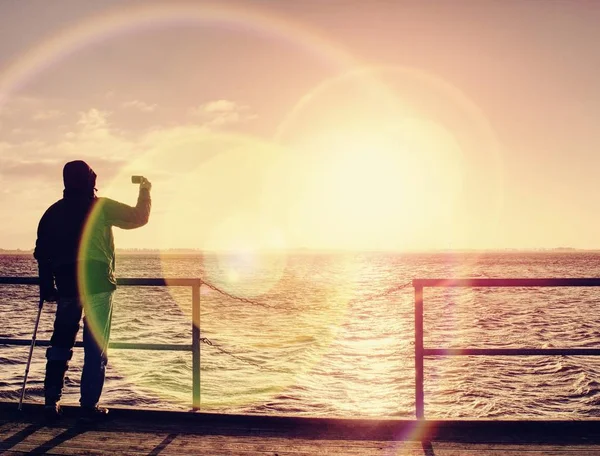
[
  {"x1": 72, "y1": 109, "x2": 132, "y2": 156},
  {"x1": 0, "y1": 158, "x2": 64, "y2": 178},
  {"x1": 32, "y1": 109, "x2": 63, "y2": 121},
  {"x1": 0, "y1": 156, "x2": 126, "y2": 178},
  {"x1": 1, "y1": 96, "x2": 67, "y2": 137},
  {"x1": 200, "y1": 99, "x2": 240, "y2": 113},
  {"x1": 0, "y1": 96, "x2": 41, "y2": 120},
  {"x1": 10, "y1": 127, "x2": 37, "y2": 136},
  {"x1": 188, "y1": 99, "x2": 257, "y2": 128},
  {"x1": 0, "y1": 109, "x2": 131, "y2": 184},
  {"x1": 121, "y1": 100, "x2": 157, "y2": 112},
  {"x1": 0, "y1": 102, "x2": 266, "y2": 248},
  {"x1": 77, "y1": 108, "x2": 110, "y2": 129}
]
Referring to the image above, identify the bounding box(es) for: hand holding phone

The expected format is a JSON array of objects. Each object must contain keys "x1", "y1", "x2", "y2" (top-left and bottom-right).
[{"x1": 132, "y1": 175, "x2": 152, "y2": 191}]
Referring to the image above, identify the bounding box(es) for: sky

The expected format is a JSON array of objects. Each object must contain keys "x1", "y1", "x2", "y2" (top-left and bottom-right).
[{"x1": 1, "y1": 0, "x2": 600, "y2": 251}]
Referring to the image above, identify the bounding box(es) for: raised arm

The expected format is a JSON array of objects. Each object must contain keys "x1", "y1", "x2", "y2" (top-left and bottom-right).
[{"x1": 103, "y1": 181, "x2": 152, "y2": 230}]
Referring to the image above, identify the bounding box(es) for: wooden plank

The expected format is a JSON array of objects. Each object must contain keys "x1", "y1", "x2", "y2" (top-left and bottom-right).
[
  {"x1": 4, "y1": 429, "x2": 600, "y2": 456},
  {"x1": 1, "y1": 427, "x2": 599, "y2": 455},
  {"x1": 3, "y1": 421, "x2": 600, "y2": 455},
  {"x1": 4, "y1": 402, "x2": 600, "y2": 456},
  {"x1": 0, "y1": 426, "x2": 390, "y2": 455},
  {"x1": 4, "y1": 411, "x2": 600, "y2": 444}
]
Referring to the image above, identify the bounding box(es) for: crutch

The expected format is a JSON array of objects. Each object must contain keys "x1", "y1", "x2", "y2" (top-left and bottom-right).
[{"x1": 18, "y1": 297, "x2": 44, "y2": 411}]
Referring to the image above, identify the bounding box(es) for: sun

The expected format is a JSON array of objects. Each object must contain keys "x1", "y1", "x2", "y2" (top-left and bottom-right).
[
  {"x1": 269, "y1": 65, "x2": 505, "y2": 251},
  {"x1": 264, "y1": 120, "x2": 465, "y2": 251}
]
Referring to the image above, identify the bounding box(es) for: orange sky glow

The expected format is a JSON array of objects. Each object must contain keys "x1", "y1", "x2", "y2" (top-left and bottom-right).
[{"x1": 1, "y1": 1, "x2": 599, "y2": 251}]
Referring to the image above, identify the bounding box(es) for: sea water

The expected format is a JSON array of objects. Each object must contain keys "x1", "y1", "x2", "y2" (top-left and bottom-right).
[{"x1": 2, "y1": 251, "x2": 600, "y2": 419}]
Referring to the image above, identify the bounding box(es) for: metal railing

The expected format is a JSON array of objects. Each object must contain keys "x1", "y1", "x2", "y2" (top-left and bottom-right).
[
  {"x1": 413, "y1": 278, "x2": 600, "y2": 419},
  {"x1": 0, "y1": 277, "x2": 202, "y2": 410},
  {"x1": 5, "y1": 276, "x2": 600, "y2": 418}
]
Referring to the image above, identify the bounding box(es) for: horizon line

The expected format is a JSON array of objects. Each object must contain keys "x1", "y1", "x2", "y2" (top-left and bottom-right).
[{"x1": 0, "y1": 247, "x2": 595, "y2": 254}]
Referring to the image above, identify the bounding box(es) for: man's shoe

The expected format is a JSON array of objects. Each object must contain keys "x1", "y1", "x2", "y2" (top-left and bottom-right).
[
  {"x1": 79, "y1": 406, "x2": 109, "y2": 424},
  {"x1": 43, "y1": 403, "x2": 62, "y2": 422}
]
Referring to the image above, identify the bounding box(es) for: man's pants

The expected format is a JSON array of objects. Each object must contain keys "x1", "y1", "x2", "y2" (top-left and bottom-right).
[{"x1": 44, "y1": 291, "x2": 114, "y2": 408}]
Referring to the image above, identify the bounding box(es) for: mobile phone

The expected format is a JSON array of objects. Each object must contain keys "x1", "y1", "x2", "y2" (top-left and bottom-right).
[{"x1": 131, "y1": 176, "x2": 144, "y2": 184}]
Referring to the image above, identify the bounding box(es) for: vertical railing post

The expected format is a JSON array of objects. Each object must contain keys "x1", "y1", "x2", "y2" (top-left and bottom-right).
[
  {"x1": 192, "y1": 281, "x2": 201, "y2": 411},
  {"x1": 414, "y1": 284, "x2": 424, "y2": 419}
]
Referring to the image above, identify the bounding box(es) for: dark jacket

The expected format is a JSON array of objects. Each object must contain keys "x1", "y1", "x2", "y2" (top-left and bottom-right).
[{"x1": 34, "y1": 189, "x2": 151, "y2": 297}]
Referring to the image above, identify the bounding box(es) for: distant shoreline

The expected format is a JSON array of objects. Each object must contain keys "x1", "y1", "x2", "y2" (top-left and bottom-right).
[{"x1": 0, "y1": 248, "x2": 596, "y2": 256}]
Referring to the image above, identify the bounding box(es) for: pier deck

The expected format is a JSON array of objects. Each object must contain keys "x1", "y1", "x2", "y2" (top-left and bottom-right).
[{"x1": 2, "y1": 403, "x2": 600, "y2": 455}]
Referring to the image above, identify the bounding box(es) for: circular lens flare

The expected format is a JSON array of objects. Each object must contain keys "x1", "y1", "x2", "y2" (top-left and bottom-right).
[
  {"x1": 0, "y1": 2, "x2": 358, "y2": 109},
  {"x1": 274, "y1": 65, "x2": 505, "y2": 254}
]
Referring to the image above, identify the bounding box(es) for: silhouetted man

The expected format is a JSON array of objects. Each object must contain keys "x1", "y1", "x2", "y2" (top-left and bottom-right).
[{"x1": 34, "y1": 160, "x2": 151, "y2": 421}]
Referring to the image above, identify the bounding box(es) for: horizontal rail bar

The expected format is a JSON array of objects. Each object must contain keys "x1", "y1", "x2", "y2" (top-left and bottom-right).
[
  {"x1": 118, "y1": 278, "x2": 201, "y2": 287},
  {"x1": 110, "y1": 342, "x2": 192, "y2": 351},
  {"x1": 424, "y1": 348, "x2": 600, "y2": 356},
  {"x1": 413, "y1": 278, "x2": 600, "y2": 287},
  {"x1": 0, "y1": 277, "x2": 39, "y2": 285},
  {"x1": 0, "y1": 277, "x2": 202, "y2": 287},
  {"x1": 10, "y1": 276, "x2": 599, "y2": 288},
  {"x1": 0, "y1": 338, "x2": 191, "y2": 351}
]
